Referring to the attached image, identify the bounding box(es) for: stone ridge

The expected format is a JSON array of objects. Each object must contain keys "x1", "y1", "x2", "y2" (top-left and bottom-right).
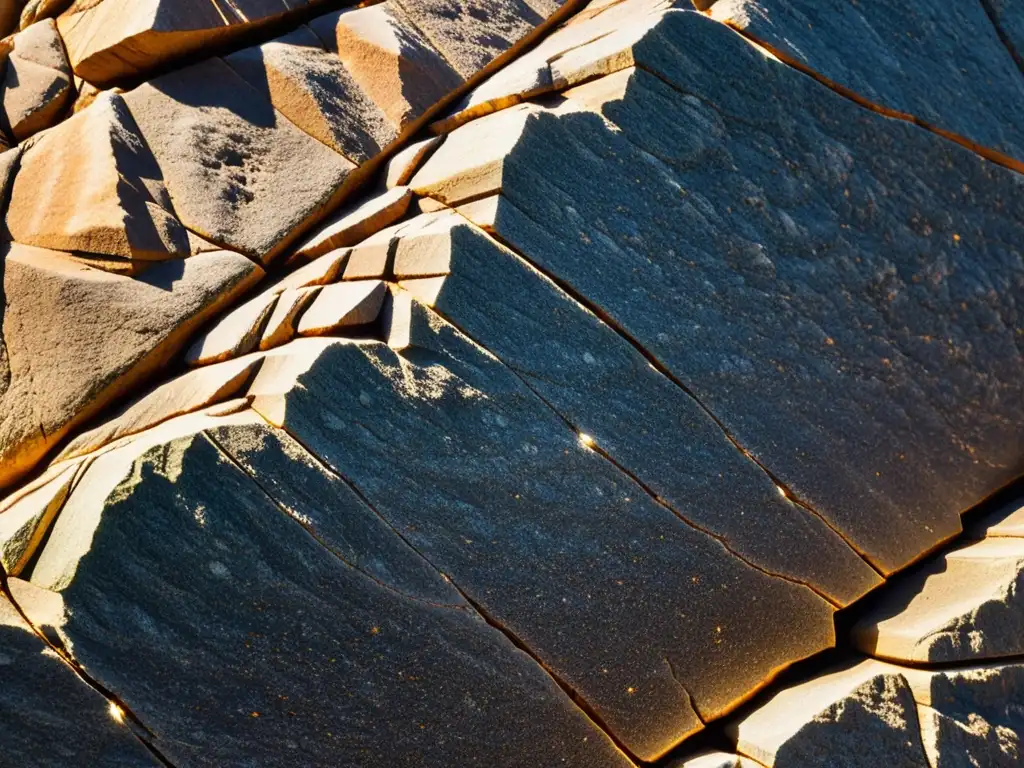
[{"x1": 0, "y1": 0, "x2": 1021, "y2": 765}]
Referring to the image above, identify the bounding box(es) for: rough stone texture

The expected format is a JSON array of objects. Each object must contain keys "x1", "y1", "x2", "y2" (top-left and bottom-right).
[
  {"x1": 0, "y1": 589, "x2": 159, "y2": 766},
  {"x1": 296, "y1": 280, "x2": 387, "y2": 336},
  {"x1": 904, "y1": 663, "x2": 1024, "y2": 767},
  {"x1": 0, "y1": 461, "x2": 79, "y2": 574},
  {"x1": 967, "y1": 496, "x2": 1024, "y2": 540},
  {"x1": 730, "y1": 661, "x2": 930, "y2": 767},
  {"x1": 57, "y1": 355, "x2": 262, "y2": 461},
  {"x1": 984, "y1": 0, "x2": 1024, "y2": 71},
  {"x1": 224, "y1": 24, "x2": 399, "y2": 165},
  {"x1": 394, "y1": 0, "x2": 543, "y2": 78},
  {"x1": 397, "y1": 218, "x2": 880, "y2": 606},
  {"x1": 260, "y1": 287, "x2": 320, "y2": 351},
  {"x1": 250, "y1": 299, "x2": 835, "y2": 761},
  {"x1": 20, "y1": 421, "x2": 632, "y2": 767},
  {"x1": 122, "y1": 58, "x2": 356, "y2": 264},
  {"x1": 852, "y1": 538, "x2": 1024, "y2": 664},
  {"x1": 1, "y1": 18, "x2": 72, "y2": 141},
  {"x1": 710, "y1": 0, "x2": 1024, "y2": 168},
  {"x1": 412, "y1": 12, "x2": 1024, "y2": 576},
  {"x1": 6, "y1": 92, "x2": 191, "y2": 261},
  {"x1": 0, "y1": 243, "x2": 261, "y2": 490},
  {"x1": 56, "y1": 0, "x2": 331, "y2": 85},
  {"x1": 308, "y1": 3, "x2": 464, "y2": 131},
  {"x1": 185, "y1": 291, "x2": 279, "y2": 367},
  {"x1": 293, "y1": 186, "x2": 413, "y2": 260},
  {"x1": 385, "y1": 135, "x2": 443, "y2": 187},
  {"x1": 667, "y1": 751, "x2": 762, "y2": 768}
]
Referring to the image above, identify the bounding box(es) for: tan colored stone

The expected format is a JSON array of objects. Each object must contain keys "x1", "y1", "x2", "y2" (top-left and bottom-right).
[
  {"x1": 384, "y1": 135, "x2": 443, "y2": 187},
  {"x1": 19, "y1": 0, "x2": 70, "y2": 30},
  {"x1": 122, "y1": 57, "x2": 355, "y2": 264},
  {"x1": 56, "y1": 0, "x2": 329, "y2": 85},
  {"x1": 0, "y1": 461, "x2": 80, "y2": 575},
  {"x1": 412, "y1": 102, "x2": 542, "y2": 204},
  {"x1": 308, "y1": 3, "x2": 463, "y2": 131},
  {"x1": 6, "y1": 91, "x2": 190, "y2": 260},
  {"x1": 392, "y1": 210, "x2": 462, "y2": 278},
  {"x1": 57, "y1": 355, "x2": 263, "y2": 461},
  {"x1": 853, "y1": 538, "x2": 1024, "y2": 664},
  {"x1": 0, "y1": 243, "x2": 261, "y2": 490},
  {"x1": 296, "y1": 280, "x2": 387, "y2": 337},
  {"x1": 292, "y1": 185, "x2": 412, "y2": 260},
  {"x1": 224, "y1": 24, "x2": 398, "y2": 165},
  {"x1": 548, "y1": 14, "x2": 669, "y2": 88},
  {"x1": 966, "y1": 497, "x2": 1024, "y2": 540},
  {"x1": 666, "y1": 752, "x2": 761, "y2": 768},
  {"x1": 259, "y1": 287, "x2": 320, "y2": 351},
  {"x1": 730, "y1": 660, "x2": 930, "y2": 767},
  {"x1": 394, "y1": 0, "x2": 541, "y2": 78},
  {"x1": 1, "y1": 19, "x2": 71, "y2": 140},
  {"x1": 271, "y1": 248, "x2": 351, "y2": 295},
  {"x1": 186, "y1": 291, "x2": 279, "y2": 367}
]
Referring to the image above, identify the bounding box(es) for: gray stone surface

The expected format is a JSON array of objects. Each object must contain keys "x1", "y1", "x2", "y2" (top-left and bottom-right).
[
  {"x1": 710, "y1": 0, "x2": 1024, "y2": 167},
  {"x1": 414, "y1": 11, "x2": 1024, "y2": 575},
  {"x1": 0, "y1": 590, "x2": 159, "y2": 766},
  {"x1": 23, "y1": 426, "x2": 631, "y2": 767},
  {"x1": 251, "y1": 300, "x2": 834, "y2": 761},
  {"x1": 399, "y1": 219, "x2": 880, "y2": 606}
]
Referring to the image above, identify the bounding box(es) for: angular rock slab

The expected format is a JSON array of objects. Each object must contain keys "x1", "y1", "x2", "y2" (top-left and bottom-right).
[
  {"x1": 966, "y1": 496, "x2": 1024, "y2": 540},
  {"x1": 309, "y1": 3, "x2": 463, "y2": 131},
  {"x1": 0, "y1": 243, "x2": 261, "y2": 490},
  {"x1": 6, "y1": 92, "x2": 191, "y2": 261},
  {"x1": 224, "y1": 24, "x2": 399, "y2": 166},
  {"x1": 710, "y1": 0, "x2": 1024, "y2": 168},
  {"x1": 397, "y1": 219, "x2": 880, "y2": 606},
  {"x1": 903, "y1": 662, "x2": 1024, "y2": 767},
  {"x1": 122, "y1": 58, "x2": 355, "y2": 263},
  {"x1": 0, "y1": 589, "x2": 159, "y2": 766},
  {"x1": 411, "y1": 12, "x2": 1024, "y2": 575},
  {"x1": 249, "y1": 301, "x2": 835, "y2": 761},
  {"x1": 852, "y1": 538, "x2": 1024, "y2": 664},
  {"x1": 984, "y1": 0, "x2": 1024, "y2": 71},
  {"x1": 0, "y1": 461, "x2": 80, "y2": 575},
  {"x1": 56, "y1": 0, "x2": 331, "y2": 85},
  {"x1": 729, "y1": 660, "x2": 930, "y2": 767},
  {"x1": 293, "y1": 185, "x2": 413, "y2": 260},
  {"x1": 22, "y1": 420, "x2": 631, "y2": 767},
  {"x1": 1, "y1": 18, "x2": 73, "y2": 141}
]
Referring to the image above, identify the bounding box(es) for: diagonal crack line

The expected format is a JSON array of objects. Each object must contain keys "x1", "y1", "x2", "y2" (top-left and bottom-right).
[
  {"x1": 204, "y1": 429, "x2": 465, "y2": 611},
  {"x1": 0, "y1": 569, "x2": 179, "y2": 768},
  {"x1": 243, "y1": 406, "x2": 639, "y2": 765},
  {"x1": 977, "y1": 0, "x2": 1024, "y2": 76},
  {"x1": 465, "y1": 201, "x2": 883, "y2": 579},
  {"x1": 416, "y1": 299, "x2": 840, "y2": 608},
  {"x1": 714, "y1": 21, "x2": 1024, "y2": 176},
  {"x1": 664, "y1": 657, "x2": 705, "y2": 726}
]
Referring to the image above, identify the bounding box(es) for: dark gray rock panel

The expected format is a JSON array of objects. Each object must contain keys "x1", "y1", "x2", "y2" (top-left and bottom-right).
[
  {"x1": 23, "y1": 431, "x2": 629, "y2": 767},
  {"x1": 257, "y1": 303, "x2": 834, "y2": 761},
  {"x1": 444, "y1": 11, "x2": 1024, "y2": 574}
]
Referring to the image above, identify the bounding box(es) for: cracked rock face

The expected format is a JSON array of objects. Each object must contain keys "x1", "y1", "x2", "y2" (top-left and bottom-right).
[{"x1": 0, "y1": 0, "x2": 1022, "y2": 764}]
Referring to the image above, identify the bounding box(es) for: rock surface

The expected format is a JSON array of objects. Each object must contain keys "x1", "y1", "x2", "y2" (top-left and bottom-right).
[{"x1": 1, "y1": 19, "x2": 72, "y2": 141}]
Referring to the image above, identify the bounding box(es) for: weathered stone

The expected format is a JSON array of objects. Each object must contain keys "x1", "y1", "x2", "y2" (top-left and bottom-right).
[
  {"x1": 710, "y1": 0, "x2": 1024, "y2": 169},
  {"x1": 185, "y1": 291, "x2": 279, "y2": 366},
  {"x1": 432, "y1": 0, "x2": 675, "y2": 133},
  {"x1": 966, "y1": 496, "x2": 1024, "y2": 540},
  {"x1": 296, "y1": 280, "x2": 387, "y2": 336},
  {"x1": 6, "y1": 92, "x2": 191, "y2": 260},
  {"x1": 385, "y1": 135, "x2": 443, "y2": 187},
  {"x1": 272, "y1": 248, "x2": 351, "y2": 293},
  {"x1": 122, "y1": 58, "x2": 355, "y2": 263},
  {"x1": 224, "y1": 24, "x2": 398, "y2": 165},
  {"x1": 292, "y1": 185, "x2": 413, "y2": 260},
  {"x1": 259, "y1": 286, "x2": 319, "y2": 350},
  {"x1": 0, "y1": 588, "x2": 159, "y2": 765},
  {"x1": 1, "y1": 19, "x2": 72, "y2": 141},
  {"x1": 852, "y1": 538, "x2": 1024, "y2": 664},
  {"x1": 394, "y1": 0, "x2": 542, "y2": 78},
  {"x1": 984, "y1": 0, "x2": 1024, "y2": 71},
  {"x1": 19, "y1": 0, "x2": 70, "y2": 30},
  {"x1": 21, "y1": 424, "x2": 632, "y2": 767},
  {"x1": 0, "y1": 243, "x2": 261, "y2": 490},
  {"x1": 57, "y1": 355, "x2": 263, "y2": 461},
  {"x1": 666, "y1": 752, "x2": 760, "y2": 768},
  {"x1": 392, "y1": 210, "x2": 465, "y2": 278},
  {"x1": 412, "y1": 13, "x2": 1024, "y2": 575},
  {"x1": 56, "y1": 0, "x2": 331, "y2": 85},
  {"x1": 249, "y1": 299, "x2": 835, "y2": 761},
  {"x1": 0, "y1": 461, "x2": 80, "y2": 574},
  {"x1": 397, "y1": 219, "x2": 879, "y2": 605},
  {"x1": 729, "y1": 660, "x2": 930, "y2": 767},
  {"x1": 308, "y1": 3, "x2": 463, "y2": 131},
  {"x1": 902, "y1": 663, "x2": 1024, "y2": 767}
]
